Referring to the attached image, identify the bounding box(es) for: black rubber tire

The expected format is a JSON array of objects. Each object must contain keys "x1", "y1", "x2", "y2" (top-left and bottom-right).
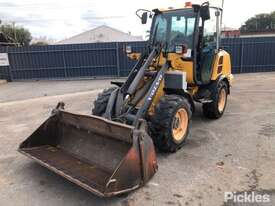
[
  {"x1": 202, "y1": 81, "x2": 228, "y2": 119},
  {"x1": 92, "y1": 87, "x2": 117, "y2": 116},
  {"x1": 150, "y1": 95, "x2": 192, "y2": 153}
]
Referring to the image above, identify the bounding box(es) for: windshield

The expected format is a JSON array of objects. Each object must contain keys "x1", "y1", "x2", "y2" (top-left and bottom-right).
[{"x1": 150, "y1": 9, "x2": 197, "y2": 54}]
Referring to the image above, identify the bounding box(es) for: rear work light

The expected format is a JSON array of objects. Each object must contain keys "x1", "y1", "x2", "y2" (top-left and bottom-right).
[{"x1": 185, "y1": 2, "x2": 192, "y2": 7}]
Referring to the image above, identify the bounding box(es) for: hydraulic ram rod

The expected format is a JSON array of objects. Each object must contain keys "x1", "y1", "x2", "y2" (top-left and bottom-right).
[
  {"x1": 126, "y1": 47, "x2": 158, "y2": 96},
  {"x1": 133, "y1": 62, "x2": 169, "y2": 125}
]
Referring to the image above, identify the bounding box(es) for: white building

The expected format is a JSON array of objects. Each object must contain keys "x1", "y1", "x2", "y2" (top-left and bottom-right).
[
  {"x1": 56, "y1": 25, "x2": 143, "y2": 44},
  {"x1": 31, "y1": 37, "x2": 56, "y2": 45}
]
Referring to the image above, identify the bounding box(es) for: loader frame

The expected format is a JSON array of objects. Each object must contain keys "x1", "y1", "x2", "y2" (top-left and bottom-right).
[{"x1": 18, "y1": 2, "x2": 233, "y2": 198}]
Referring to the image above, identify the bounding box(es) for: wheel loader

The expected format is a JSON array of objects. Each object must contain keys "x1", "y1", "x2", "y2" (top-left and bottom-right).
[{"x1": 18, "y1": 2, "x2": 233, "y2": 197}]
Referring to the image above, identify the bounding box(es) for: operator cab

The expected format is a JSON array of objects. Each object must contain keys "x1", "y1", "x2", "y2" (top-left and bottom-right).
[{"x1": 138, "y1": 2, "x2": 222, "y2": 85}]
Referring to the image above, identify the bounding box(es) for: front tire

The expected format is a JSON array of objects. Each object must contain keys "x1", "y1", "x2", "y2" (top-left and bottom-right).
[
  {"x1": 92, "y1": 87, "x2": 116, "y2": 116},
  {"x1": 202, "y1": 81, "x2": 228, "y2": 119},
  {"x1": 151, "y1": 95, "x2": 192, "y2": 153}
]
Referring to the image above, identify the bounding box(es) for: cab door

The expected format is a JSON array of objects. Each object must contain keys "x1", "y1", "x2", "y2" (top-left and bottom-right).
[{"x1": 197, "y1": 8, "x2": 221, "y2": 84}]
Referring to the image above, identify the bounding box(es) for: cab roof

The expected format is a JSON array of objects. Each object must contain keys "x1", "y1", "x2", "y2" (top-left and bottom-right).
[{"x1": 158, "y1": 6, "x2": 194, "y2": 13}]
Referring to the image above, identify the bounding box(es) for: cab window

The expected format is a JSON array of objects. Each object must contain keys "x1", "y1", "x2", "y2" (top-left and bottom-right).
[
  {"x1": 202, "y1": 8, "x2": 218, "y2": 48},
  {"x1": 170, "y1": 16, "x2": 196, "y2": 49}
]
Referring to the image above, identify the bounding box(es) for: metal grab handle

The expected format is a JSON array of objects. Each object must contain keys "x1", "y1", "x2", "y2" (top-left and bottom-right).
[{"x1": 51, "y1": 102, "x2": 65, "y2": 115}]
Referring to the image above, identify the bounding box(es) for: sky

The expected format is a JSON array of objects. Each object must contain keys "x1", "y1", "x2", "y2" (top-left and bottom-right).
[{"x1": 0, "y1": 0, "x2": 275, "y2": 41}]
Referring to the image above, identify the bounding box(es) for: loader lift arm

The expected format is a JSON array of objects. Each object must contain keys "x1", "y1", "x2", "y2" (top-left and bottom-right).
[{"x1": 104, "y1": 44, "x2": 166, "y2": 125}]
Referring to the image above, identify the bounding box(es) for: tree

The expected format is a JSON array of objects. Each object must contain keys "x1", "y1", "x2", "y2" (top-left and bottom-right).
[
  {"x1": 0, "y1": 23, "x2": 32, "y2": 46},
  {"x1": 240, "y1": 11, "x2": 275, "y2": 32}
]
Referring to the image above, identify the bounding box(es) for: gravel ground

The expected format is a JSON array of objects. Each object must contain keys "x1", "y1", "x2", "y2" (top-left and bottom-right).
[
  {"x1": 0, "y1": 73, "x2": 275, "y2": 206},
  {"x1": 0, "y1": 78, "x2": 122, "y2": 103}
]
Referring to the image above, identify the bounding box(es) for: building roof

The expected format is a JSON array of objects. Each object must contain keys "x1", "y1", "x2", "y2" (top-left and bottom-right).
[
  {"x1": 240, "y1": 29, "x2": 275, "y2": 38},
  {"x1": 221, "y1": 27, "x2": 239, "y2": 32},
  {"x1": 56, "y1": 25, "x2": 144, "y2": 45}
]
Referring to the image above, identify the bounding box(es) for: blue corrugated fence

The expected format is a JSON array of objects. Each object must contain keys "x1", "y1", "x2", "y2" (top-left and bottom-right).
[{"x1": 1, "y1": 37, "x2": 275, "y2": 81}]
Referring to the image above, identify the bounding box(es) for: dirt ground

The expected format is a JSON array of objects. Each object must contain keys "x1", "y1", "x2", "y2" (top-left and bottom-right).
[{"x1": 0, "y1": 73, "x2": 275, "y2": 206}]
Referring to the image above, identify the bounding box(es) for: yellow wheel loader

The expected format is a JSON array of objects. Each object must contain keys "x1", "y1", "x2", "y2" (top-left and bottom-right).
[{"x1": 19, "y1": 2, "x2": 233, "y2": 197}]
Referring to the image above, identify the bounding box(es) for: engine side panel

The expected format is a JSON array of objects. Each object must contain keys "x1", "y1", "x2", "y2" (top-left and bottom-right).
[{"x1": 211, "y1": 50, "x2": 233, "y2": 85}]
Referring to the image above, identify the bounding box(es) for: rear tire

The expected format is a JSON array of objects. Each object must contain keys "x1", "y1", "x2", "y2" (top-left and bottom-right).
[
  {"x1": 202, "y1": 81, "x2": 228, "y2": 119},
  {"x1": 151, "y1": 95, "x2": 192, "y2": 153},
  {"x1": 92, "y1": 87, "x2": 117, "y2": 116}
]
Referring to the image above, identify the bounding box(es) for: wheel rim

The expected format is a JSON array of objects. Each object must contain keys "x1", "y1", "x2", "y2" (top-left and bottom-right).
[
  {"x1": 218, "y1": 88, "x2": 227, "y2": 113},
  {"x1": 172, "y1": 108, "x2": 188, "y2": 142}
]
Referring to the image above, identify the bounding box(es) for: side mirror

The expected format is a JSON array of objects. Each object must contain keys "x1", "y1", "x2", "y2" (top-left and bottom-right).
[
  {"x1": 125, "y1": 45, "x2": 132, "y2": 54},
  {"x1": 200, "y1": 6, "x2": 210, "y2": 21},
  {"x1": 141, "y1": 12, "x2": 148, "y2": 24}
]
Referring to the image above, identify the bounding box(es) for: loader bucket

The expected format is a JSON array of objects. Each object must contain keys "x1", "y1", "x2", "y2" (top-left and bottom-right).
[{"x1": 18, "y1": 110, "x2": 157, "y2": 197}]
